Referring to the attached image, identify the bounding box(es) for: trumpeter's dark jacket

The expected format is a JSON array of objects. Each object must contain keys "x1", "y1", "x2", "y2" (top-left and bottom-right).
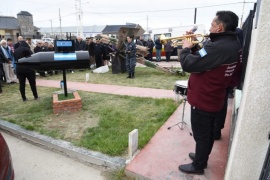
[{"x1": 180, "y1": 32, "x2": 241, "y2": 112}]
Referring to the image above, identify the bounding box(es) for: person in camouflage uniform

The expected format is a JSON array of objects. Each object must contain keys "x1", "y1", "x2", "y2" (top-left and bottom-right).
[{"x1": 125, "y1": 35, "x2": 137, "y2": 78}]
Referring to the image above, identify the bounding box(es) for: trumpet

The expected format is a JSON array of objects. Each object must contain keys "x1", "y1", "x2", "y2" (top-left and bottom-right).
[{"x1": 160, "y1": 34, "x2": 209, "y2": 47}]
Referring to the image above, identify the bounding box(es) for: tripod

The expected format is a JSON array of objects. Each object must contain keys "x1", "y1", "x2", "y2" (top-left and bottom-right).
[{"x1": 167, "y1": 95, "x2": 193, "y2": 136}]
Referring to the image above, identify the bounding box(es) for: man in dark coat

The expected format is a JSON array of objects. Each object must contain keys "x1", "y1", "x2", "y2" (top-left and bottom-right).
[
  {"x1": 102, "y1": 43, "x2": 114, "y2": 66},
  {"x1": 147, "y1": 37, "x2": 155, "y2": 61},
  {"x1": 14, "y1": 36, "x2": 23, "y2": 50},
  {"x1": 13, "y1": 41, "x2": 38, "y2": 101},
  {"x1": 0, "y1": 61, "x2": 3, "y2": 93},
  {"x1": 155, "y1": 36, "x2": 162, "y2": 62},
  {"x1": 34, "y1": 40, "x2": 44, "y2": 53},
  {"x1": 75, "y1": 37, "x2": 86, "y2": 51},
  {"x1": 33, "y1": 41, "x2": 47, "y2": 76},
  {"x1": 94, "y1": 38, "x2": 104, "y2": 68},
  {"x1": 85, "y1": 37, "x2": 95, "y2": 67},
  {"x1": 135, "y1": 36, "x2": 143, "y2": 46},
  {"x1": 125, "y1": 35, "x2": 137, "y2": 78},
  {"x1": 178, "y1": 11, "x2": 241, "y2": 175},
  {"x1": 89, "y1": 38, "x2": 96, "y2": 67}
]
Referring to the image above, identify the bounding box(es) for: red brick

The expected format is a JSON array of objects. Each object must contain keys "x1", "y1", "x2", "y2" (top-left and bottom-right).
[{"x1": 52, "y1": 91, "x2": 82, "y2": 114}]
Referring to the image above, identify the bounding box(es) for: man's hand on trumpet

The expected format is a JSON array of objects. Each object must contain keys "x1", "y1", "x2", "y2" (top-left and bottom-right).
[
  {"x1": 182, "y1": 39, "x2": 194, "y2": 49},
  {"x1": 182, "y1": 27, "x2": 197, "y2": 49}
]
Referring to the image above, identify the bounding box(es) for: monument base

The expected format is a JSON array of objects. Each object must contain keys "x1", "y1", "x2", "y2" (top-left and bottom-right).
[{"x1": 52, "y1": 91, "x2": 82, "y2": 114}]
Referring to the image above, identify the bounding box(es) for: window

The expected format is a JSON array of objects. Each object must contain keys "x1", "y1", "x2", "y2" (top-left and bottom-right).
[
  {"x1": 154, "y1": 33, "x2": 171, "y2": 41},
  {"x1": 142, "y1": 34, "x2": 151, "y2": 41}
]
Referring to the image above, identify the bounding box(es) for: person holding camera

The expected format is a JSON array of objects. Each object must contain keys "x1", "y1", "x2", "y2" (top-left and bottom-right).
[
  {"x1": 178, "y1": 11, "x2": 241, "y2": 175},
  {"x1": 125, "y1": 35, "x2": 136, "y2": 78}
]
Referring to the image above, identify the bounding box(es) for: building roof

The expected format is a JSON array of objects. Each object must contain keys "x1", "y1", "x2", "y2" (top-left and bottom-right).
[
  {"x1": 102, "y1": 24, "x2": 145, "y2": 37},
  {"x1": 17, "y1": 11, "x2": 32, "y2": 16},
  {"x1": 39, "y1": 24, "x2": 145, "y2": 37},
  {"x1": 0, "y1": 16, "x2": 20, "y2": 30},
  {"x1": 102, "y1": 24, "x2": 143, "y2": 34}
]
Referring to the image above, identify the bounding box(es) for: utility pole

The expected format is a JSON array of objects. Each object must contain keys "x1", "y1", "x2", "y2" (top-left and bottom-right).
[
  {"x1": 50, "y1": 19, "x2": 53, "y2": 38},
  {"x1": 75, "y1": 3, "x2": 78, "y2": 37},
  {"x1": 59, "y1": 8, "x2": 63, "y2": 39},
  {"x1": 240, "y1": 0, "x2": 246, "y2": 27},
  {"x1": 194, "y1": 8, "x2": 197, "y2": 24},
  {"x1": 147, "y1": 15, "x2": 148, "y2": 32},
  {"x1": 75, "y1": 0, "x2": 84, "y2": 38}
]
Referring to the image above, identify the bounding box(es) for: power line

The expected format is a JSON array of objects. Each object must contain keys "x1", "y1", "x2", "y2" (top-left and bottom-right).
[
  {"x1": 83, "y1": 2, "x2": 255, "y2": 14},
  {"x1": 34, "y1": 1, "x2": 255, "y2": 25},
  {"x1": 75, "y1": 0, "x2": 84, "y2": 37},
  {"x1": 35, "y1": 13, "x2": 76, "y2": 22}
]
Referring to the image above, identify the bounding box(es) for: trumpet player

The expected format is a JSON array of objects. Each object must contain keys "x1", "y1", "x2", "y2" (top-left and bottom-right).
[{"x1": 178, "y1": 11, "x2": 241, "y2": 175}]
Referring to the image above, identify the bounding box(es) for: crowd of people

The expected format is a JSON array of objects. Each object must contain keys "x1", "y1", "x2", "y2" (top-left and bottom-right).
[
  {"x1": 136, "y1": 35, "x2": 179, "y2": 62},
  {"x1": 74, "y1": 36, "x2": 117, "y2": 69},
  {"x1": 0, "y1": 38, "x2": 18, "y2": 94},
  {"x1": 0, "y1": 35, "x2": 124, "y2": 96},
  {"x1": 0, "y1": 33, "x2": 180, "y2": 97},
  {"x1": 0, "y1": 36, "x2": 41, "y2": 99}
]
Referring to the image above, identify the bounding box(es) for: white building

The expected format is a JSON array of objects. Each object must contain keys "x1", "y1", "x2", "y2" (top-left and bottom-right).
[{"x1": 39, "y1": 25, "x2": 106, "y2": 39}]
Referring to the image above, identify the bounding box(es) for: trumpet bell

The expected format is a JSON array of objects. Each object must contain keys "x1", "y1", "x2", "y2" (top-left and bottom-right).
[{"x1": 160, "y1": 34, "x2": 169, "y2": 44}]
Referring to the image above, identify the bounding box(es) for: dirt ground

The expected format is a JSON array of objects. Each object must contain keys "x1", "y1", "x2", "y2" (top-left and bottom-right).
[{"x1": 45, "y1": 112, "x2": 99, "y2": 140}]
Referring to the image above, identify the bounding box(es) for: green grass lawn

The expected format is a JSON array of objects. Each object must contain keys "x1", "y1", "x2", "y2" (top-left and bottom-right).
[
  {"x1": 0, "y1": 84, "x2": 181, "y2": 157},
  {"x1": 58, "y1": 93, "x2": 74, "y2": 100},
  {"x1": 39, "y1": 66, "x2": 189, "y2": 90}
]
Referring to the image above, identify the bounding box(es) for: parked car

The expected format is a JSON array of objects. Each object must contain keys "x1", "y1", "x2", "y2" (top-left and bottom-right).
[
  {"x1": 0, "y1": 132, "x2": 14, "y2": 180},
  {"x1": 42, "y1": 38, "x2": 54, "y2": 44},
  {"x1": 31, "y1": 39, "x2": 41, "y2": 46}
]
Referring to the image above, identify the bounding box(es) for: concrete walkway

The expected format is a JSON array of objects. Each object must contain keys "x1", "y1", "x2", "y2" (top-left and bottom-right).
[
  {"x1": 35, "y1": 79, "x2": 176, "y2": 100},
  {"x1": 1, "y1": 131, "x2": 105, "y2": 180}
]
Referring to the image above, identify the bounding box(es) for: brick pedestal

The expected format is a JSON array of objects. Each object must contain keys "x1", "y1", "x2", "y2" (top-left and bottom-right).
[{"x1": 53, "y1": 91, "x2": 82, "y2": 114}]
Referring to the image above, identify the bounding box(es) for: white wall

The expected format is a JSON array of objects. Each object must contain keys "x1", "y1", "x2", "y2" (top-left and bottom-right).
[{"x1": 225, "y1": 0, "x2": 270, "y2": 179}]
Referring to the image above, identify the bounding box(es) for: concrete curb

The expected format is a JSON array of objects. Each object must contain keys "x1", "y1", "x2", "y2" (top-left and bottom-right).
[{"x1": 0, "y1": 120, "x2": 126, "y2": 169}]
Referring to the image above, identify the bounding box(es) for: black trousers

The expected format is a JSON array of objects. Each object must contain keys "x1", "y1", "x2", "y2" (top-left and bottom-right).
[
  {"x1": 0, "y1": 77, "x2": 2, "y2": 92},
  {"x1": 17, "y1": 70, "x2": 38, "y2": 100},
  {"x1": 191, "y1": 106, "x2": 219, "y2": 169},
  {"x1": 214, "y1": 88, "x2": 231, "y2": 135},
  {"x1": 95, "y1": 55, "x2": 103, "y2": 68},
  {"x1": 165, "y1": 51, "x2": 171, "y2": 62},
  {"x1": 0, "y1": 64, "x2": 3, "y2": 92},
  {"x1": 0, "y1": 63, "x2": 6, "y2": 83},
  {"x1": 147, "y1": 50, "x2": 153, "y2": 61}
]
